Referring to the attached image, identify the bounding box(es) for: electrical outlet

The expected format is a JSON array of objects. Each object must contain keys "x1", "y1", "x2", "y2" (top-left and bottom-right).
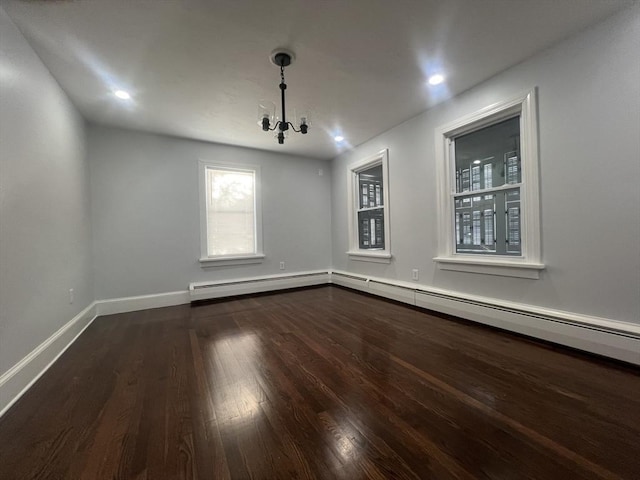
[
  {"x1": 279, "y1": 261, "x2": 285, "y2": 270},
  {"x1": 412, "y1": 269, "x2": 419, "y2": 281},
  {"x1": 318, "y1": 168, "x2": 324, "y2": 176},
  {"x1": 69, "y1": 288, "x2": 74, "y2": 304}
]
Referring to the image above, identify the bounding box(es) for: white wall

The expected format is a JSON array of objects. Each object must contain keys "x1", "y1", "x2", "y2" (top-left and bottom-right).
[
  {"x1": 331, "y1": 6, "x2": 640, "y2": 324},
  {"x1": 88, "y1": 125, "x2": 332, "y2": 299},
  {"x1": 0, "y1": 8, "x2": 93, "y2": 377}
]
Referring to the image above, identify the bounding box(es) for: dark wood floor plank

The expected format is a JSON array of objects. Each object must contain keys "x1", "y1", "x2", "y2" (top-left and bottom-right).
[
  {"x1": 1, "y1": 286, "x2": 639, "y2": 480},
  {"x1": 311, "y1": 294, "x2": 638, "y2": 478},
  {"x1": 231, "y1": 322, "x2": 358, "y2": 479},
  {"x1": 78, "y1": 322, "x2": 148, "y2": 479},
  {"x1": 287, "y1": 315, "x2": 595, "y2": 480},
  {"x1": 187, "y1": 329, "x2": 231, "y2": 480},
  {"x1": 272, "y1": 322, "x2": 484, "y2": 478},
  {"x1": 279, "y1": 311, "x2": 582, "y2": 480}
]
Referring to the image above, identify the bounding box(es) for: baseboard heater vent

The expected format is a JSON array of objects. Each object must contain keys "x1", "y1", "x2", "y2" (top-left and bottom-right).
[
  {"x1": 369, "y1": 280, "x2": 416, "y2": 305},
  {"x1": 414, "y1": 289, "x2": 640, "y2": 364},
  {"x1": 329, "y1": 270, "x2": 639, "y2": 365},
  {"x1": 329, "y1": 271, "x2": 369, "y2": 292},
  {"x1": 189, "y1": 271, "x2": 329, "y2": 302},
  {"x1": 415, "y1": 289, "x2": 638, "y2": 337}
]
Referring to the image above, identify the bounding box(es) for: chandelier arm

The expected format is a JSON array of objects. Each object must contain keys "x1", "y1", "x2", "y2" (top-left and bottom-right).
[
  {"x1": 267, "y1": 121, "x2": 280, "y2": 132},
  {"x1": 287, "y1": 122, "x2": 301, "y2": 133}
]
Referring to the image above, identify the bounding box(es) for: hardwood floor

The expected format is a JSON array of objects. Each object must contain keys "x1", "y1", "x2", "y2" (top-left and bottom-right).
[{"x1": 1, "y1": 286, "x2": 639, "y2": 479}]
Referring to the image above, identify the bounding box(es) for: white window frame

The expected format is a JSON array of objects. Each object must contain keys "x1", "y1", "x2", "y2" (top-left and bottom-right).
[
  {"x1": 433, "y1": 89, "x2": 544, "y2": 279},
  {"x1": 198, "y1": 160, "x2": 264, "y2": 266},
  {"x1": 347, "y1": 149, "x2": 392, "y2": 263}
]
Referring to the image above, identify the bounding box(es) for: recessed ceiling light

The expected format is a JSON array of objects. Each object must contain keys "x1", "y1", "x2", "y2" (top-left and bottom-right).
[
  {"x1": 428, "y1": 74, "x2": 445, "y2": 86},
  {"x1": 473, "y1": 159, "x2": 482, "y2": 165},
  {"x1": 114, "y1": 90, "x2": 131, "y2": 100},
  {"x1": 334, "y1": 135, "x2": 345, "y2": 142}
]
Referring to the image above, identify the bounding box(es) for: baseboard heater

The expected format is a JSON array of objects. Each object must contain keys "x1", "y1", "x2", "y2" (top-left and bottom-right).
[
  {"x1": 189, "y1": 271, "x2": 329, "y2": 302},
  {"x1": 330, "y1": 271, "x2": 640, "y2": 365},
  {"x1": 328, "y1": 271, "x2": 369, "y2": 291}
]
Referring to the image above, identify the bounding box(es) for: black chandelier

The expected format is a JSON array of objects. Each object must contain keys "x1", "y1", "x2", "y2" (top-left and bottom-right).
[{"x1": 259, "y1": 49, "x2": 309, "y2": 144}]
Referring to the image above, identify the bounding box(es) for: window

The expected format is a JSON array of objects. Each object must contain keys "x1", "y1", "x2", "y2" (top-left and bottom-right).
[
  {"x1": 454, "y1": 117, "x2": 521, "y2": 256},
  {"x1": 199, "y1": 162, "x2": 263, "y2": 265},
  {"x1": 434, "y1": 90, "x2": 543, "y2": 278},
  {"x1": 347, "y1": 149, "x2": 391, "y2": 263}
]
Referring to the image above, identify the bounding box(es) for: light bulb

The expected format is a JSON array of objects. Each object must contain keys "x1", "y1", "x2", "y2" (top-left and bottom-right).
[
  {"x1": 294, "y1": 109, "x2": 311, "y2": 134},
  {"x1": 258, "y1": 100, "x2": 275, "y2": 130},
  {"x1": 428, "y1": 74, "x2": 445, "y2": 86}
]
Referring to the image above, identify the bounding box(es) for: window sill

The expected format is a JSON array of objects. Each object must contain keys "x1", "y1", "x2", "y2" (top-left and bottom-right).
[
  {"x1": 199, "y1": 254, "x2": 265, "y2": 267},
  {"x1": 433, "y1": 256, "x2": 544, "y2": 279},
  {"x1": 347, "y1": 251, "x2": 392, "y2": 264}
]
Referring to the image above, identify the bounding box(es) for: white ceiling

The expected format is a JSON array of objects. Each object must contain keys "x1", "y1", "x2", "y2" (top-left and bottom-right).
[{"x1": 2, "y1": 0, "x2": 633, "y2": 159}]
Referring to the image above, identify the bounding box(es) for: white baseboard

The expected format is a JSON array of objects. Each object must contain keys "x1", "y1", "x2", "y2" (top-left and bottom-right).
[
  {"x1": 0, "y1": 302, "x2": 97, "y2": 417},
  {"x1": 95, "y1": 290, "x2": 190, "y2": 316},
  {"x1": 330, "y1": 270, "x2": 640, "y2": 365}
]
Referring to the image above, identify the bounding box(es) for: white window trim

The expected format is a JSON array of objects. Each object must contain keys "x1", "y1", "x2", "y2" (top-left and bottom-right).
[
  {"x1": 434, "y1": 89, "x2": 544, "y2": 279},
  {"x1": 347, "y1": 149, "x2": 392, "y2": 263},
  {"x1": 198, "y1": 160, "x2": 264, "y2": 267}
]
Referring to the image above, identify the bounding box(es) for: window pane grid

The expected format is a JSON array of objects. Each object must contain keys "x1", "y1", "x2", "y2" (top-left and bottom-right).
[
  {"x1": 356, "y1": 164, "x2": 385, "y2": 250},
  {"x1": 453, "y1": 116, "x2": 522, "y2": 256}
]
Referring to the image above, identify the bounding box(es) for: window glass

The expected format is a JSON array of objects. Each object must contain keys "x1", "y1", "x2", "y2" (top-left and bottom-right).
[
  {"x1": 453, "y1": 116, "x2": 521, "y2": 256},
  {"x1": 356, "y1": 164, "x2": 385, "y2": 250},
  {"x1": 205, "y1": 167, "x2": 256, "y2": 256},
  {"x1": 455, "y1": 116, "x2": 521, "y2": 192}
]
